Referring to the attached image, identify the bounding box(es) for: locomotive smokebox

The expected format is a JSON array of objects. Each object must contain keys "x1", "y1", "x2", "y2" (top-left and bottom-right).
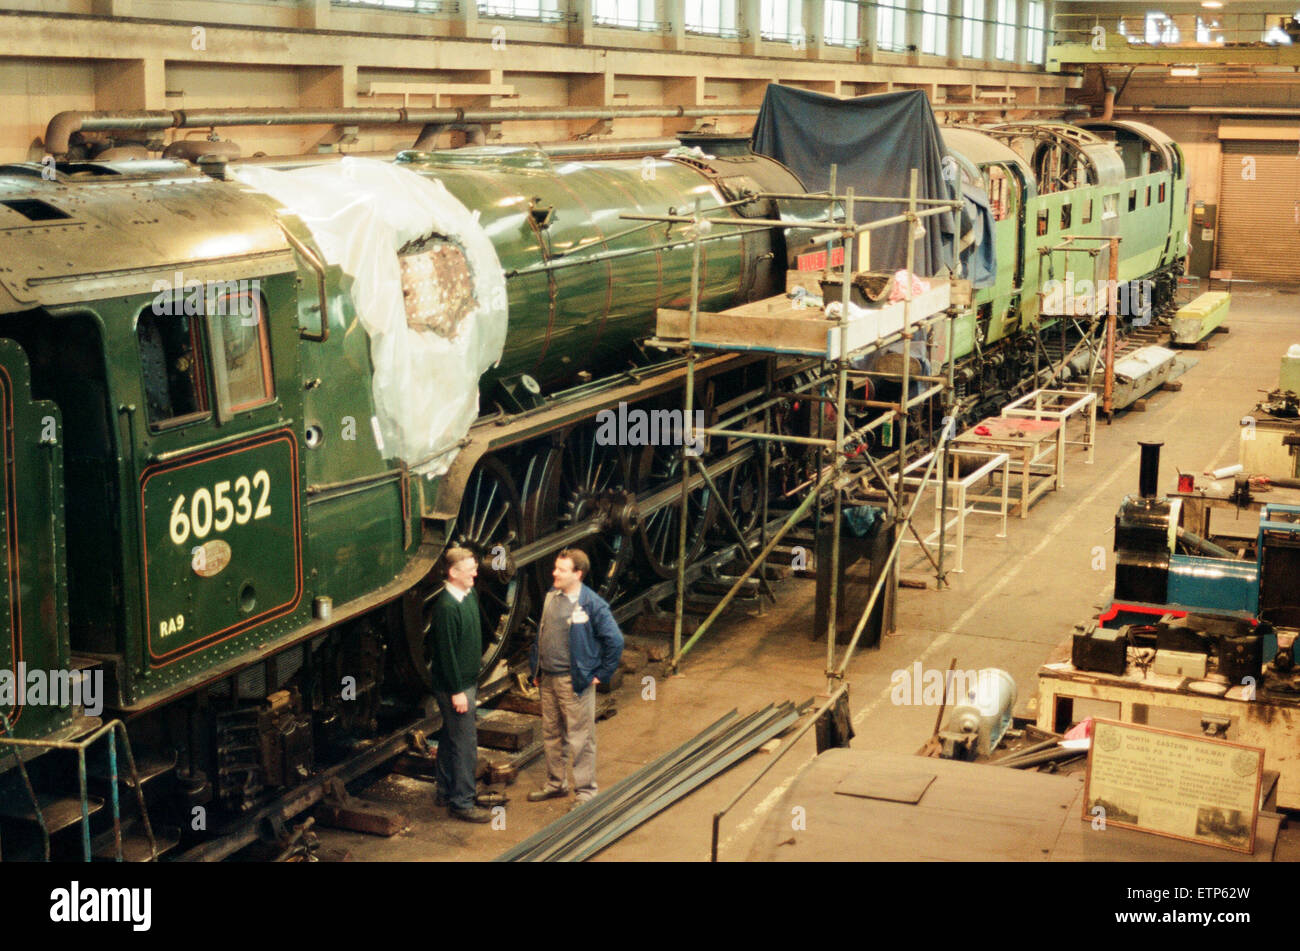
[{"x1": 1138, "y1": 441, "x2": 1163, "y2": 498}]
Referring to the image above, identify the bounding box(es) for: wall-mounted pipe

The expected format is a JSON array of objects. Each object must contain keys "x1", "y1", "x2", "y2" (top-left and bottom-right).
[
  {"x1": 42, "y1": 105, "x2": 756, "y2": 156},
  {"x1": 42, "y1": 101, "x2": 1084, "y2": 156}
]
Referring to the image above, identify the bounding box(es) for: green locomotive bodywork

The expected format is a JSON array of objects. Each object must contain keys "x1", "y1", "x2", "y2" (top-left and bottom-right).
[{"x1": 0, "y1": 146, "x2": 808, "y2": 736}]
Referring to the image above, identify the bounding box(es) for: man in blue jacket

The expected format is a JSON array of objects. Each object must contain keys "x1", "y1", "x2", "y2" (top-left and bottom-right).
[{"x1": 527, "y1": 548, "x2": 624, "y2": 806}]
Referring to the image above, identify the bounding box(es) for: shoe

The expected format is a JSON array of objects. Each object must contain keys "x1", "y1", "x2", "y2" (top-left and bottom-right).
[
  {"x1": 449, "y1": 805, "x2": 492, "y2": 823},
  {"x1": 526, "y1": 786, "x2": 569, "y2": 802},
  {"x1": 569, "y1": 798, "x2": 594, "y2": 813},
  {"x1": 476, "y1": 792, "x2": 508, "y2": 807}
]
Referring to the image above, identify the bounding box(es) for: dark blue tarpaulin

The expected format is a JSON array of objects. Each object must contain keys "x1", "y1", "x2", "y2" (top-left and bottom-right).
[{"x1": 751, "y1": 86, "x2": 958, "y2": 278}]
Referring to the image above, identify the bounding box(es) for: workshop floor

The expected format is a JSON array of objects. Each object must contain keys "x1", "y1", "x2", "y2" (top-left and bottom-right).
[{"x1": 320, "y1": 285, "x2": 1300, "y2": 862}]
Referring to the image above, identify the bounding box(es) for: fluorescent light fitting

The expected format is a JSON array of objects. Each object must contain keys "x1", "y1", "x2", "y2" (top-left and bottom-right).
[
  {"x1": 1201, "y1": 1, "x2": 1222, "y2": 8},
  {"x1": 1170, "y1": 64, "x2": 1199, "y2": 76}
]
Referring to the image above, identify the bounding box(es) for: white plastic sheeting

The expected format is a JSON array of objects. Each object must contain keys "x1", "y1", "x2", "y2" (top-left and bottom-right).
[{"x1": 233, "y1": 158, "x2": 507, "y2": 474}]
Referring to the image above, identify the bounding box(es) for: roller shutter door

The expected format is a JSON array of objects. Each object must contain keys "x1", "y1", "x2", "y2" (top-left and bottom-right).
[{"x1": 1218, "y1": 140, "x2": 1300, "y2": 282}]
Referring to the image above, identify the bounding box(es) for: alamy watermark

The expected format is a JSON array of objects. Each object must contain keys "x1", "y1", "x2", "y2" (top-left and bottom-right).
[
  {"x1": 594, "y1": 401, "x2": 706, "y2": 455},
  {"x1": 890, "y1": 662, "x2": 1000, "y2": 706},
  {"x1": 0, "y1": 664, "x2": 103, "y2": 717},
  {"x1": 1041, "y1": 273, "x2": 1154, "y2": 325},
  {"x1": 151, "y1": 273, "x2": 260, "y2": 324},
  {"x1": 50, "y1": 882, "x2": 150, "y2": 931}
]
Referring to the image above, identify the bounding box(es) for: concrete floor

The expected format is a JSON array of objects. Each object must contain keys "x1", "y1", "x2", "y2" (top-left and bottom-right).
[{"x1": 319, "y1": 284, "x2": 1299, "y2": 862}]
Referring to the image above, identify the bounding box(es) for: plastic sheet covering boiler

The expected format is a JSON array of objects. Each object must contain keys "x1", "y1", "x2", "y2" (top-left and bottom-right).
[{"x1": 233, "y1": 158, "x2": 508, "y2": 475}]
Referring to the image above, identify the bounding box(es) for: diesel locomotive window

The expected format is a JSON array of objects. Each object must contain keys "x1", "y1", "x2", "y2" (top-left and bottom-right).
[
  {"x1": 138, "y1": 310, "x2": 210, "y2": 429},
  {"x1": 1059, "y1": 204, "x2": 1072, "y2": 230},
  {"x1": 1036, "y1": 208, "x2": 1049, "y2": 236},
  {"x1": 1082, "y1": 200, "x2": 1093, "y2": 225},
  {"x1": 987, "y1": 167, "x2": 1010, "y2": 222},
  {"x1": 209, "y1": 291, "x2": 275, "y2": 418}
]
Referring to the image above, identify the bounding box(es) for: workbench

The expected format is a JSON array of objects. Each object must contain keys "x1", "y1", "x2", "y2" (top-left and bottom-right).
[
  {"x1": 901, "y1": 447, "x2": 1010, "y2": 573},
  {"x1": 953, "y1": 416, "x2": 1061, "y2": 518},
  {"x1": 1001, "y1": 387, "x2": 1097, "y2": 488},
  {"x1": 1033, "y1": 636, "x2": 1300, "y2": 810}
]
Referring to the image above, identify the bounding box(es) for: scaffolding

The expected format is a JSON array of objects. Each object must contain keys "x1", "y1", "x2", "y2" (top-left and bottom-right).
[{"x1": 629, "y1": 169, "x2": 963, "y2": 693}]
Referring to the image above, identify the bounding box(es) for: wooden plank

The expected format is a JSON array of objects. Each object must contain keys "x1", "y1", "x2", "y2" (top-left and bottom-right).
[
  {"x1": 656, "y1": 308, "x2": 830, "y2": 354},
  {"x1": 476, "y1": 710, "x2": 541, "y2": 751}
]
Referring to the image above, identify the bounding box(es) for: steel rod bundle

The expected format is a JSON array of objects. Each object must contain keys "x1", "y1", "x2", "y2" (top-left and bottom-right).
[{"x1": 496, "y1": 701, "x2": 804, "y2": 862}]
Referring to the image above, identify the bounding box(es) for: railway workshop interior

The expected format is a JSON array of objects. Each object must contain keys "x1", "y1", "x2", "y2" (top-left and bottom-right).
[{"x1": 1, "y1": 0, "x2": 1300, "y2": 876}]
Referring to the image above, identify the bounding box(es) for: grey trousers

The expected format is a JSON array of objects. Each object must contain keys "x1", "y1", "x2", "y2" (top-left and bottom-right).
[
  {"x1": 432, "y1": 684, "x2": 478, "y2": 810},
  {"x1": 539, "y1": 672, "x2": 597, "y2": 800}
]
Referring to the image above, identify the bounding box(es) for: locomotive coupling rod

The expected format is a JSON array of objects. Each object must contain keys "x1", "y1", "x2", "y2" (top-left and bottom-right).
[
  {"x1": 637, "y1": 450, "x2": 750, "y2": 518},
  {"x1": 508, "y1": 517, "x2": 606, "y2": 569}
]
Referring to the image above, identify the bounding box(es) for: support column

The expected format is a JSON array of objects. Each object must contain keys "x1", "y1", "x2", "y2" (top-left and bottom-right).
[
  {"x1": 907, "y1": 0, "x2": 922, "y2": 54},
  {"x1": 947, "y1": 0, "x2": 963, "y2": 63},
  {"x1": 298, "y1": 0, "x2": 332, "y2": 30},
  {"x1": 803, "y1": 0, "x2": 824, "y2": 59},
  {"x1": 983, "y1": 0, "x2": 997, "y2": 62},
  {"x1": 570, "y1": 0, "x2": 596, "y2": 48},
  {"x1": 860, "y1": 0, "x2": 879, "y2": 59},
  {"x1": 1016, "y1": 0, "x2": 1029, "y2": 65},
  {"x1": 741, "y1": 0, "x2": 762, "y2": 55},
  {"x1": 93, "y1": 59, "x2": 165, "y2": 111},
  {"x1": 92, "y1": 0, "x2": 132, "y2": 15},
  {"x1": 665, "y1": 0, "x2": 688, "y2": 50},
  {"x1": 664, "y1": 74, "x2": 705, "y2": 135},
  {"x1": 568, "y1": 69, "x2": 614, "y2": 138},
  {"x1": 299, "y1": 64, "x2": 357, "y2": 109},
  {"x1": 451, "y1": 0, "x2": 482, "y2": 39}
]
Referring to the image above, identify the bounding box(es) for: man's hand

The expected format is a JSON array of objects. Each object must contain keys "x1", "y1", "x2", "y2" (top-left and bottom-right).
[
  {"x1": 593, "y1": 677, "x2": 600, "y2": 687},
  {"x1": 452, "y1": 691, "x2": 469, "y2": 714}
]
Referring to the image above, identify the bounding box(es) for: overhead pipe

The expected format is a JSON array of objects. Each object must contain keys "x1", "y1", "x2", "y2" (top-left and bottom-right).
[
  {"x1": 1117, "y1": 105, "x2": 1300, "y2": 117},
  {"x1": 42, "y1": 105, "x2": 754, "y2": 156},
  {"x1": 43, "y1": 101, "x2": 1084, "y2": 156}
]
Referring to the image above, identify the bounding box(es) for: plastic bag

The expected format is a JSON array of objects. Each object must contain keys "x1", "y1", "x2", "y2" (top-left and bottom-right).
[{"x1": 233, "y1": 158, "x2": 507, "y2": 474}]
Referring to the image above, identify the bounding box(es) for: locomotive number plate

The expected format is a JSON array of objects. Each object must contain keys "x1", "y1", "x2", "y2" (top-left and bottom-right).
[{"x1": 139, "y1": 429, "x2": 302, "y2": 667}]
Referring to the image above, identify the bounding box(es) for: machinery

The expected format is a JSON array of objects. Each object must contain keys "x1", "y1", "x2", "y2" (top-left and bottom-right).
[
  {"x1": 1240, "y1": 344, "x2": 1300, "y2": 479},
  {"x1": 938, "y1": 668, "x2": 1017, "y2": 759},
  {"x1": 0, "y1": 103, "x2": 1194, "y2": 858},
  {"x1": 1110, "y1": 441, "x2": 1300, "y2": 693}
]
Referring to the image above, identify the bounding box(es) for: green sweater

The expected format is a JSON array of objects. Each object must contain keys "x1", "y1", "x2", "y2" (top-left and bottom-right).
[{"x1": 429, "y1": 588, "x2": 483, "y2": 693}]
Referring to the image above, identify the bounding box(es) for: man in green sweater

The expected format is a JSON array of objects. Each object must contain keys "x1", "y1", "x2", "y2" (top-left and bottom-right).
[{"x1": 428, "y1": 547, "x2": 490, "y2": 823}]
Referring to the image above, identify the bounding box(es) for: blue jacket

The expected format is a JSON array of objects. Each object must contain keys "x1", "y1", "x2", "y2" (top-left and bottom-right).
[{"x1": 529, "y1": 584, "x2": 624, "y2": 694}]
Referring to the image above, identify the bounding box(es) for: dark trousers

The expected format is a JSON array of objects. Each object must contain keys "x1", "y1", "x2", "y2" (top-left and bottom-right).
[{"x1": 432, "y1": 684, "x2": 478, "y2": 810}]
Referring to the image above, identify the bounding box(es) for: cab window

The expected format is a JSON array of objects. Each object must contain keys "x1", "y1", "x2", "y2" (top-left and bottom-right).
[
  {"x1": 138, "y1": 309, "x2": 210, "y2": 430},
  {"x1": 209, "y1": 289, "x2": 274, "y2": 418}
]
